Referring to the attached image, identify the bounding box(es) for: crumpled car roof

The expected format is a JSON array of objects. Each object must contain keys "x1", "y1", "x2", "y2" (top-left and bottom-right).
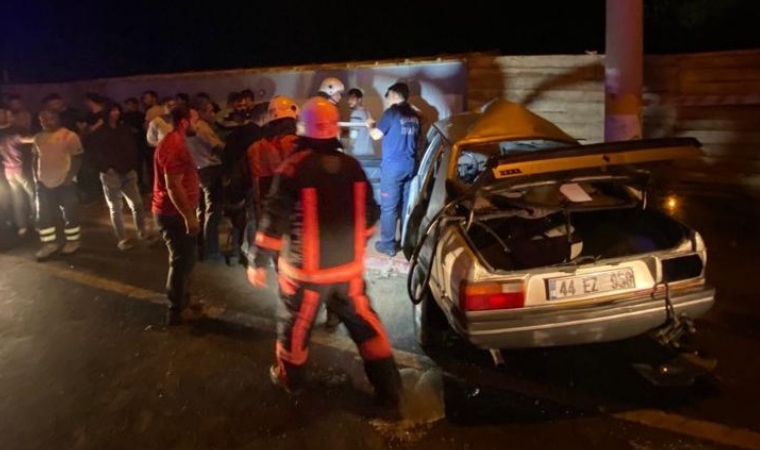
[{"x1": 432, "y1": 98, "x2": 580, "y2": 147}]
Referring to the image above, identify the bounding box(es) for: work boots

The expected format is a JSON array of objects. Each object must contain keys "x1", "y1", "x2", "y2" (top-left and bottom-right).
[
  {"x1": 35, "y1": 243, "x2": 60, "y2": 261},
  {"x1": 269, "y1": 360, "x2": 305, "y2": 395},
  {"x1": 364, "y1": 357, "x2": 404, "y2": 419},
  {"x1": 61, "y1": 241, "x2": 81, "y2": 255}
]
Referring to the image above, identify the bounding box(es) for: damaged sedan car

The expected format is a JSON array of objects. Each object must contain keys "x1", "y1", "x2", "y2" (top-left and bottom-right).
[{"x1": 402, "y1": 99, "x2": 715, "y2": 356}]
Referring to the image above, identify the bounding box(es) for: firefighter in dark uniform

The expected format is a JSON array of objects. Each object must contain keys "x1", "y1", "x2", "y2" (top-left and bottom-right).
[{"x1": 248, "y1": 96, "x2": 403, "y2": 414}]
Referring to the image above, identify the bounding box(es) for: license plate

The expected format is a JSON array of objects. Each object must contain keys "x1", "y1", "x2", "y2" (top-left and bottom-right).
[{"x1": 547, "y1": 269, "x2": 635, "y2": 300}]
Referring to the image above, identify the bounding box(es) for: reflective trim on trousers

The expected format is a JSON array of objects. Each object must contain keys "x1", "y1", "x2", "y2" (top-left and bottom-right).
[
  {"x1": 276, "y1": 288, "x2": 321, "y2": 366},
  {"x1": 254, "y1": 231, "x2": 283, "y2": 252},
  {"x1": 349, "y1": 277, "x2": 394, "y2": 361},
  {"x1": 64, "y1": 226, "x2": 81, "y2": 242},
  {"x1": 275, "y1": 278, "x2": 393, "y2": 371},
  {"x1": 38, "y1": 226, "x2": 56, "y2": 243},
  {"x1": 35, "y1": 183, "x2": 80, "y2": 235},
  {"x1": 279, "y1": 259, "x2": 364, "y2": 284}
]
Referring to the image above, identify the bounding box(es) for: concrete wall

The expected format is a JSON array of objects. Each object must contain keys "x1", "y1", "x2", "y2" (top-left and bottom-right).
[
  {"x1": 3, "y1": 49, "x2": 758, "y2": 176},
  {"x1": 0, "y1": 57, "x2": 469, "y2": 158},
  {"x1": 465, "y1": 49, "x2": 760, "y2": 179}
]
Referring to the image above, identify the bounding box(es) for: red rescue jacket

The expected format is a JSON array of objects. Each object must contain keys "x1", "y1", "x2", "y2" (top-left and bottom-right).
[{"x1": 253, "y1": 138, "x2": 379, "y2": 283}]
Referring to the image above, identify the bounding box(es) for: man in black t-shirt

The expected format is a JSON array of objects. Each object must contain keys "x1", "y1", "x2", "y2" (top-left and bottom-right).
[
  {"x1": 78, "y1": 92, "x2": 112, "y2": 203},
  {"x1": 122, "y1": 98, "x2": 149, "y2": 192}
]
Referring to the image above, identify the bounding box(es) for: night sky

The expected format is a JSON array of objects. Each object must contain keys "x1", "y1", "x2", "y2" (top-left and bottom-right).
[{"x1": 1, "y1": 0, "x2": 758, "y2": 83}]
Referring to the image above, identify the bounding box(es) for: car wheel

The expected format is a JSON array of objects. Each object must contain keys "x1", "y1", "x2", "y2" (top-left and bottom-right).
[{"x1": 413, "y1": 288, "x2": 449, "y2": 349}]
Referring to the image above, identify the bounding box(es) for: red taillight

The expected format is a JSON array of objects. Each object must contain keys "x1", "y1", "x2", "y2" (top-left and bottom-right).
[{"x1": 460, "y1": 281, "x2": 525, "y2": 311}]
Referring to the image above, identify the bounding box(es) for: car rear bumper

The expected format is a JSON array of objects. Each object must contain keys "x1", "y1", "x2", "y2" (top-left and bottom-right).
[{"x1": 460, "y1": 286, "x2": 715, "y2": 349}]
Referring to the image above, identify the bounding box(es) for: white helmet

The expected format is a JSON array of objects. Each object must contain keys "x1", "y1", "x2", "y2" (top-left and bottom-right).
[
  {"x1": 300, "y1": 96, "x2": 339, "y2": 139},
  {"x1": 318, "y1": 77, "x2": 345, "y2": 96},
  {"x1": 268, "y1": 95, "x2": 299, "y2": 120}
]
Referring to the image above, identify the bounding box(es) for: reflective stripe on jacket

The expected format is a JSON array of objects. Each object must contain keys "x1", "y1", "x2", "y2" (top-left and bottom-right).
[{"x1": 253, "y1": 139, "x2": 379, "y2": 283}]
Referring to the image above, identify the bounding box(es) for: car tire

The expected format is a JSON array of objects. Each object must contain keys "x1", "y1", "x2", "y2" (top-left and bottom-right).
[{"x1": 413, "y1": 288, "x2": 449, "y2": 349}]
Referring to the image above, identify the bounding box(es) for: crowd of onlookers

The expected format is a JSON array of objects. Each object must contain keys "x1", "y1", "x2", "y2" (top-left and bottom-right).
[
  {"x1": 0, "y1": 89, "x2": 257, "y2": 259},
  {"x1": 0, "y1": 79, "x2": 381, "y2": 262}
]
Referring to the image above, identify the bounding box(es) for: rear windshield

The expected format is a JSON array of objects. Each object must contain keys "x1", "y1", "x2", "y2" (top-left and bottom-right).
[{"x1": 457, "y1": 139, "x2": 573, "y2": 184}]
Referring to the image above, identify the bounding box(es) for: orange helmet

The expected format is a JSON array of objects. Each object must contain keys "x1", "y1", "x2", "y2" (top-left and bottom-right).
[
  {"x1": 300, "y1": 96, "x2": 339, "y2": 139},
  {"x1": 268, "y1": 95, "x2": 299, "y2": 120}
]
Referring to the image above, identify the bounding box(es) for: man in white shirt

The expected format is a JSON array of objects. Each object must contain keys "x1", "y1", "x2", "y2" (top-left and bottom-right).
[
  {"x1": 141, "y1": 90, "x2": 164, "y2": 126},
  {"x1": 187, "y1": 100, "x2": 226, "y2": 262},
  {"x1": 29, "y1": 109, "x2": 85, "y2": 261},
  {"x1": 346, "y1": 88, "x2": 374, "y2": 156}
]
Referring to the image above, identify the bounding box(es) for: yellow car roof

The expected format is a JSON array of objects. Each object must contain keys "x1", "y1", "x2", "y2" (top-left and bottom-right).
[{"x1": 433, "y1": 98, "x2": 580, "y2": 147}]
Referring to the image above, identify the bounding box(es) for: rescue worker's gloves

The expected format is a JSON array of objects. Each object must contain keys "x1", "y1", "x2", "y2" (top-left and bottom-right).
[{"x1": 247, "y1": 266, "x2": 268, "y2": 288}]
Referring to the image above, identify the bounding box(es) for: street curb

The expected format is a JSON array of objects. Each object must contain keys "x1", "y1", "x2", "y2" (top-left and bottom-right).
[{"x1": 364, "y1": 255, "x2": 410, "y2": 276}]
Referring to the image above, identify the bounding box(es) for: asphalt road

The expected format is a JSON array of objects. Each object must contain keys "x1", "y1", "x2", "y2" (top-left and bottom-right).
[{"x1": 0, "y1": 187, "x2": 758, "y2": 450}]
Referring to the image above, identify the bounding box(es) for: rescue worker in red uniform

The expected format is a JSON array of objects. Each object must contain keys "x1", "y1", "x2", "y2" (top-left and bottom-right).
[
  {"x1": 246, "y1": 95, "x2": 299, "y2": 223},
  {"x1": 248, "y1": 96, "x2": 403, "y2": 414}
]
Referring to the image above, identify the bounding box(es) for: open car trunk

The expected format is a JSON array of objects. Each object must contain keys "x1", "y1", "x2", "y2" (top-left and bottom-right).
[
  {"x1": 450, "y1": 137, "x2": 703, "y2": 271},
  {"x1": 467, "y1": 205, "x2": 690, "y2": 271}
]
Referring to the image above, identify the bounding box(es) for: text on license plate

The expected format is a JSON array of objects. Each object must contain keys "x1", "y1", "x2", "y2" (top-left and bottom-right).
[{"x1": 547, "y1": 269, "x2": 635, "y2": 300}]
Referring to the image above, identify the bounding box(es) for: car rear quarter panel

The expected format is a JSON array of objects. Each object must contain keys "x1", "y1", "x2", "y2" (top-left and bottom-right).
[{"x1": 431, "y1": 223, "x2": 714, "y2": 349}]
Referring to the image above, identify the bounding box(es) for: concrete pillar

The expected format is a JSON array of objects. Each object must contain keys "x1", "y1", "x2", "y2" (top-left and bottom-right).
[{"x1": 604, "y1": 0, "x2": 643, "y2": 141}]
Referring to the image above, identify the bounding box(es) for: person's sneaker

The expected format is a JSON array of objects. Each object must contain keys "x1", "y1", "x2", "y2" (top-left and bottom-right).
[
  {"x1": 61, "y1": 241, "x2": 81, "y2": 255},
  {"x1": 35, "y1": 243, "x2": 60, "y2": 261},
  {"x1": 269, "y1": 364, "x2": 303, "y2": 395},
  {"x1": 137, "y1": 231, "x2": 159, "y2": 244},
  {"x1": 374, "y1": 241, "x2": 397, "y2": 257},
  {"x1": 117, "y1": 239, "x2": 133, "y2": 251},
  {"x1": 373, "y1": 394, "x2": 404, "y2": 422}
]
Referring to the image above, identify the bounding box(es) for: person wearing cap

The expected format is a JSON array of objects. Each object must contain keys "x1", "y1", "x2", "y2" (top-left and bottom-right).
[
  {"x1": 346, "y1": 88, "x2": 374, "y2": 156},
  {"x1": 248, "y1": 96, "x2": 404, "y2": 418},
  {"x1": 368, "y1": 82, "x2": 421, "y2": 257}
]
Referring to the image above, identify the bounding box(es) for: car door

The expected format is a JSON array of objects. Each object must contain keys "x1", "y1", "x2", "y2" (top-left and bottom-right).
[{"x1": 401, "y1": 132, "x2": 445, "y2": 258}]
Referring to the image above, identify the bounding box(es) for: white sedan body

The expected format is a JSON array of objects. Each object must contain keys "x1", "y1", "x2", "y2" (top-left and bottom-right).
[{"x1": 402, "y1": 99, "x2": 715, "y2": 350}]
